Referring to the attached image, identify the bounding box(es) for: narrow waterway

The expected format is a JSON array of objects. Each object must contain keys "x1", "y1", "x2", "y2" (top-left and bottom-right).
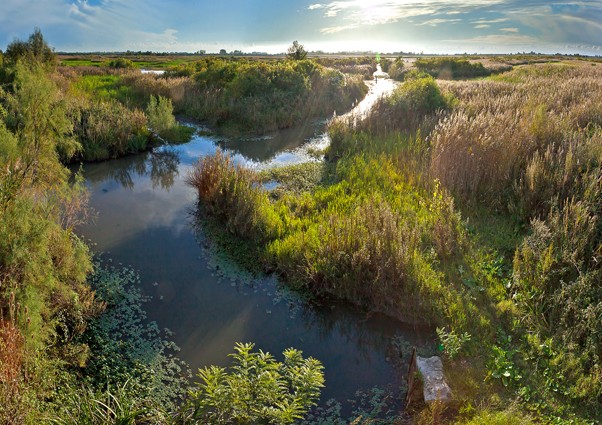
[{"x1": 77, "y1": 78, "x2": 431, "y2": 409}]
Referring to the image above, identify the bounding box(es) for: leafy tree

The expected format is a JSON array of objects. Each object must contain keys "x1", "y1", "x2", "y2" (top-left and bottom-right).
[
  {"x1": 286, "y1": 40, "x2": 308, "y2": 61},
  {"x1": 4, "y1": 28, "x2": 56, "y2": 66},
  {"x1": 1, "y1": 62, "x2": 77, "y2": 206},
  {"x1": 184, "y1": 342, "x2": 324, "y2": 424}
]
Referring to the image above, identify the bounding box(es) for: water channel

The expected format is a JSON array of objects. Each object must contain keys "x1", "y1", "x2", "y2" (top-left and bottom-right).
[{"x1": 77, "y1": 77, "x2": 433, "y2": 410}]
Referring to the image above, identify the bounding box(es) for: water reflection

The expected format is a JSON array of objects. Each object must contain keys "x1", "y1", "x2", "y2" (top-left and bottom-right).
[
  {"x1": 83, "y1": 148, "x2": 181, "y2": 191},
  {"x1": 148, "y1": 149, "x2": 180, "y2": 190},
  {"x1": 217, "y1": 119, "x2": 326, "y2": 163}
]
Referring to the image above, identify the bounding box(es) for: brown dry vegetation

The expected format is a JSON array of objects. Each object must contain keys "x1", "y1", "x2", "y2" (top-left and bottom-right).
[{"x1": 433, "y1": 62, "x2": 602, "y2": 213}]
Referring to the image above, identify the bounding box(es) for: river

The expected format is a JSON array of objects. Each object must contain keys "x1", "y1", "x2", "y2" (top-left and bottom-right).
[{"x1": 77, "y1": 77, "x2": 432, "y2": 412}]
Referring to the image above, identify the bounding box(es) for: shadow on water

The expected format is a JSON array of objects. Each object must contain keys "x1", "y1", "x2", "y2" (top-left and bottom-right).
[{"x1": 76, "y1": 77, "x2": 431, "y2": 414}]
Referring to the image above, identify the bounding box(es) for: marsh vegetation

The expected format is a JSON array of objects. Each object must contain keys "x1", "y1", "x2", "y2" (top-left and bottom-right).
[{"x1": 3, "y1": 28, "x2": 602, "y2": 424}]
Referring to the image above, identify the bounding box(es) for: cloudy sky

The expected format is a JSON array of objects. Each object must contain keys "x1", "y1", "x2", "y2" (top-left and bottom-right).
[{"x1": 1, "y1": 0, "x2": 601, "y2": 55}]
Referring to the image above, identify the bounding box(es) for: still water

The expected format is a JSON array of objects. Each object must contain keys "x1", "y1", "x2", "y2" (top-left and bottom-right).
[{"x1": 77, "y1": 79, "x2": 431, "y2": 408}]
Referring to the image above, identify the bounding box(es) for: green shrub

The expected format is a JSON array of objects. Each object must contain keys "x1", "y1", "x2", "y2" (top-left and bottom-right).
[
  {"x1": 4, "y1": 28, "x2": 57, "y2": 67},
  {"x1": 187, "y1": 150, "x2": 284, "y2": 242},
  {"x1": 458, "y1": 408, "x2": 533, "y2": 425},
  {"x1": 328, "y1": 75, "x2": 447, "y2": 158},
  {"x1": 158, "y1": 58, "x2": 367, "y2": 134},
  {"x1": 146, "y1": 94, "x2": 176, "y2": 133},
  {"x1": 69, "y1": 99, "x2": 149, "y2": 161},
  {"x1": 415, "y1": 57, "x2": 490, "y2": 79},
  {"x1": 183, "y1": 342, "x2": 324, "y2": 424},
  {"x1": 50, "y1": 381, "x2": 168, "y2": 425},
  {"x1": 106, "y1": 58, "x2": 136, "y2": 69},
  {"x1": 387, "y1": 57, "x2": 405, "y2": 80}
]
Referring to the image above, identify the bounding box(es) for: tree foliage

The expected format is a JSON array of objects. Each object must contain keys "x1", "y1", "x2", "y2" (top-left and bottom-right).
[
  {"x1": 4, "y1": 28, "x2": 57, "y2": 66},
  {"x1": 286, "y1": 40, "x2": 308, "y2": 61}
]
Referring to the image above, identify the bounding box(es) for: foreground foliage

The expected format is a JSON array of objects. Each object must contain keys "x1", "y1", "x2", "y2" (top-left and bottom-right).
[{"x1": 183, "y1": 343, "x2": 324, "y2": 424}]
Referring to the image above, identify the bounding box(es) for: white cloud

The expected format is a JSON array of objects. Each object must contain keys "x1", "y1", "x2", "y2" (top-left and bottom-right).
[
  {"x1": 309, "y1": 0, "x2": 505, "y2": 33},
  {"x1": 474, "y1": 24, "x2": 490, "y2": 28},
  {"x1": 500, "y1": 27, "x2": 519, "y2": 32},
  {"x1": 308, "y1": 3, "x2": 324, "y2": 10},
  {"x1": 472, "y1": 18, "x2": 508, "y2": 24},
  {"x1": 418, "y1": 18, "x2": 461, "y2": 27}
]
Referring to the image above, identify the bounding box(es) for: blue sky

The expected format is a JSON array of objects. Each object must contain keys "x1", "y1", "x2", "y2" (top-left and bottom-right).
[{"x1": 1, "y1": 0, "x2": 601, "y2": 54}]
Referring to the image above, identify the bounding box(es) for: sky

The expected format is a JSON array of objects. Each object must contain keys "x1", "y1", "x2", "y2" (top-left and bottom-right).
[{"x1": 1, "y1": 0, "x2": 601, "y2": 55}]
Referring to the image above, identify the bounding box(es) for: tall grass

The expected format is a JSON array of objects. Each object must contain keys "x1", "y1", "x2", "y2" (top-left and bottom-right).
[
  {"x1": 186, "y1": 150, "x2": 284, "y2": 242},
  {"x1": 432, "y1": 63, "x2": 602, "y2": 214}
]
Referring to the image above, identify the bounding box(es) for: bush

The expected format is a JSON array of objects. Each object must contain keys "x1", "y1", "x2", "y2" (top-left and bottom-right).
[
  {"x1": 459, "y1": 409, "x2": 533, "y2": 425},
  {"x1": 153, "y1": 58, "x2": 367, "y2": 134},
  {"x1": 415, "y1": 57, "x2": 490, "y2": 79},
  {"x1": 146, "y1": 94, "x2": 176, "y2": 133},
  {"x1": 187, "y1": 150, "x2": 284, "y2": 242},
  {"x1": 106, "y1": 58, "x2": 136, "y2": 69},
  {"x1": 4, "y1": 28, "x2": 57, "y2": 67},
  {"x1": 183, "y1": 342, "x2": 324, "y2": 424},
  {"x1": 328, "y1": 74, "x2": 447, "y2": 158},
  {"x1": 387, "y1": 57, "x2": 405, "y2": 80}
]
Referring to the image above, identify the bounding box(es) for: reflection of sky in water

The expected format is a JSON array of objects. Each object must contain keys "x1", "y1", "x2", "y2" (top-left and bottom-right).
[
  {"x1": 166, "y1": 122, "x2": 329, "y2": 170},
  {"x1": 77, "y1": 78, "x2": 427, "y2": 409}
]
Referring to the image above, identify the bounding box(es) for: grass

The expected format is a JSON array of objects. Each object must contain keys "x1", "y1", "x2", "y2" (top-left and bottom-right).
[
  {"x1": 72, "y1": 74, "x2": 145, "y2": 106},
  {"x1": 60, "y1": 54, "x2": 201, "y2": 69}
]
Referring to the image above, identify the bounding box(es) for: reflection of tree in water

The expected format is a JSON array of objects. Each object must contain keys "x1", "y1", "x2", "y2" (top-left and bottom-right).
[
  {"x1": 148, "y1": 149, "x2": 180, "y2": 190},
  {"x1": 84, "y1": 148, "x2": 180, "y2": 191}
]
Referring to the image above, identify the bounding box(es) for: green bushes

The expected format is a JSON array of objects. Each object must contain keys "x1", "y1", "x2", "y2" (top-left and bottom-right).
[
  {"x1": 3, "y1": 28, "x2": 57, "y2": 67},
  {"x1": 328, "y1": 74, "x2": 447, "y2": 159},
  {"x1": 183, "y1": 342, "x2": 324, "y2": 424},
  {"x1": 415, "y1": 57, "x2": 490, "y2": 79},
  {"x1": 187, "y1": 150, "x2": 284, "y2": 242},
  {"x1": 386, "y1": 57, "x2": 405, "y2": 80},
  {"x1": 105, "y1": 58, "x2": 136, "y2": 69},
  {"x1": 512, "y1": 196, "x2": 602, "y2": 412},
  {"x1": 188, "y1": 150, "x2": 488, "y2": 328},
  {"x1": 148, "y1": 57, "x2": 367, "y2": 134},
  {"x1": 0, "y1": 61, "x2": 99, "y2": 423},
  {"x1": 146, "y1": 95, "x2": 194, "y2": 143}
]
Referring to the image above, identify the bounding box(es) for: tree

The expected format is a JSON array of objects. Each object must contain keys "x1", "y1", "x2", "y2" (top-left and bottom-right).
[
  {"x1": 184, "y1": 343, "x2": 324, "y2": 424},
  {"x1": 4, "y1": 28, "x2": 56, "y2": 66},
  {"x1": 1, "y1": 62, "x2": 77, "y2": 207},
  {"x1": 286, "y1": 40, "x2": 308, "y2": 61}
]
